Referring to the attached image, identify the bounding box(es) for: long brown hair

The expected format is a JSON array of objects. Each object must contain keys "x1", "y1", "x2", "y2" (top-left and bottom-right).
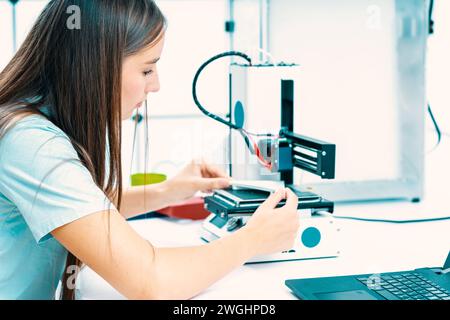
[{"x1": 0, "y1": 0, "x2": 165, "y2": 299}]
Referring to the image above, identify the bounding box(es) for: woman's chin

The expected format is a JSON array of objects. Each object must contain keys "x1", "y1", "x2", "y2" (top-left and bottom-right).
[
  {"x1": 121, "y1": 110, "x2": 134, "y2": 121},
  {"x1": 121, "y1": 103, "x2": 143, "y2": 120}
]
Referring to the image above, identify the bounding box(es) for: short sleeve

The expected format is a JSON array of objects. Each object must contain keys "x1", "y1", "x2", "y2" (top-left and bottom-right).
[{"x1": 0, "y1": 117, "x2": 116, "y2": 244}]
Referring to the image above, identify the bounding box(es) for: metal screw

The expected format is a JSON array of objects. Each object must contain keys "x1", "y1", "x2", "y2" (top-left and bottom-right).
[{"x1": 322, "y1": 151, "x2": 327, "y2": 156}]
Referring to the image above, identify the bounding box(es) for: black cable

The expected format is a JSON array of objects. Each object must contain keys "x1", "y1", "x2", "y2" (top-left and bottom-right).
[
  {"x1": 192, "y1": 51, "x2": 252, "y2": 130},
  {"x1": 428, "y1": 103, "x2": 442, "y2": 150},
  {"x1": 428, "y1": 0, "x2": 435, "y2": 35},
  {"x1": 426, "y1": 0, "x2": 442, "y2": 151},
  {"x1": 192, "y1": 51, "x2": 278, "y2": 164},
  {"x1": 334, "y1": 215, "x2": 450, "y2": 224}
]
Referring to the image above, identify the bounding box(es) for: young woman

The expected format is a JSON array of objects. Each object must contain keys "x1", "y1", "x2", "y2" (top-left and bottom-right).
[{"x1": 0, "y1": 0, "x2": 300, "y2": 300}]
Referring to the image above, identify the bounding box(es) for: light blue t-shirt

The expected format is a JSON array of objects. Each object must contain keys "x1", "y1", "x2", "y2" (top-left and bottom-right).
[{"x1": 0, "y1": 113, "x2": 114, "y2": 300}]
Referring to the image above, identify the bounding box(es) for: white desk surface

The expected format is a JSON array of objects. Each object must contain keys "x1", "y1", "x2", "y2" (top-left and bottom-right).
[
  {"x1": 76, "y1": 215, "x2": 450, "y2": 300},
  {"x1": 76, "y1": 137, "x2": 450, "y2": 300}
]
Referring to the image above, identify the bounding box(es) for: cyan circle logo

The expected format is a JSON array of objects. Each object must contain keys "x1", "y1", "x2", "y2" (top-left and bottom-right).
[
  {"x1": 234, "y1": 101, "x2": 245, "y2": 128},
  {"x1": 301, "y1": 227, "x2": 321, "y2": 248}
]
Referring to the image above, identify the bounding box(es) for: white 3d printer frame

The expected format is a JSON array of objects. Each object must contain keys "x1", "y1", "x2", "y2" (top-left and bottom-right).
[{"x1": 229, "y1": 0, "x2": 428, "y2": 203}]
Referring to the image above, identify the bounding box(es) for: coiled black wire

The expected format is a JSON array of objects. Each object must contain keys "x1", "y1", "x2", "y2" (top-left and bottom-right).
[{"x1": 192, "y1": 51, "x2": 252, "y2": 130}]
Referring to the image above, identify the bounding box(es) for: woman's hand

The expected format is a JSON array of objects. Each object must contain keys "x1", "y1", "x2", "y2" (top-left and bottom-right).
[
  {"x1": 242, "y1": 188, "x2": 300, "y2": 256},
  {"x1": 164, "y1": 159, "x2": 231, "y2": 204}
]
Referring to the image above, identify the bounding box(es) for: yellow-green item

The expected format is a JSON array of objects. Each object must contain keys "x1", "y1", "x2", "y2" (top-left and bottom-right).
[{"x1": 131, "y1": 173, "x2": 167, "y2": 186}]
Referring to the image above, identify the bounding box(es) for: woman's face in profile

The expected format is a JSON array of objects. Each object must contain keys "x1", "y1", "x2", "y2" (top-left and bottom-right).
[{"x1": 121, "y1": 35, "x2": 165, "y2": 120}]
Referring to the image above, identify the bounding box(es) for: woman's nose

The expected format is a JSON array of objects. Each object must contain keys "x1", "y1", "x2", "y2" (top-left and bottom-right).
[{"x1": 146, "y1": 75, "x2": 160, "y2": 94}]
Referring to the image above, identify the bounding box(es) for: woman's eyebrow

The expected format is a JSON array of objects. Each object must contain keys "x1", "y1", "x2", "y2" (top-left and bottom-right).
[{"x1": 145, "y1": 57, "x2": 160, "y2": 65}]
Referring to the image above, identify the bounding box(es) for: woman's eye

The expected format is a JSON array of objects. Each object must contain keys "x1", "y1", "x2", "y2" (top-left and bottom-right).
[{"x1": 143, "y1": 70, "x2": 153, "y2": 76}]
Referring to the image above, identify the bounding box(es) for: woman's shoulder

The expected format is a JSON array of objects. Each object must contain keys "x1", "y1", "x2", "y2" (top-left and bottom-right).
[
  {"x1": 4, "y1": 113, "x2": 66, "y2": 139},
  {"x1": 0, "y1": 113, "x2": 72, "y2": 157}
]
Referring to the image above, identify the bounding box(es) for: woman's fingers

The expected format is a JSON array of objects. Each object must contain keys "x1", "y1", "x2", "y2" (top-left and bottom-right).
[
  {"x1": 257, "y1": 189, "x2": 287, "y2": 211},
  {"x1": 202, "y1": 163, "x2": 229, "y2": 179},
  {"x1": 196, "y1": 177, "x2": 230, "y2": 191},
  {"x1": 194, "y1": 158, "x2": 228, "y2": 179},
  {"x1": 283, "y1": 188, "x2": 299, "y2": 211},
  {"x1": 256, "y1": 188, "x2": 298, "y2": 214}
]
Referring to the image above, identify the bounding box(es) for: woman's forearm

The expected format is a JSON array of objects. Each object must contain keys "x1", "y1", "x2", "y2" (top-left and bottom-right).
[
  {"x1": 118, "y1": 182, "x2": 172, "y2": 219},
  {"x1": 149, "y1": 227, "x2": 257, "y2": 300}
]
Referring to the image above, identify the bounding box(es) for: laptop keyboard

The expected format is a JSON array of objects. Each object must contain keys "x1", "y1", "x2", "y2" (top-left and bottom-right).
[{"x1": 357, "y1": 272, "x2": 450, "y2": 300}]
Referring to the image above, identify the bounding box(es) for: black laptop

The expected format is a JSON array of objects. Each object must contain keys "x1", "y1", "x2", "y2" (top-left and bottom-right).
[{"x1": 285, "y1": 251, "x2": 450, "y2": 300}]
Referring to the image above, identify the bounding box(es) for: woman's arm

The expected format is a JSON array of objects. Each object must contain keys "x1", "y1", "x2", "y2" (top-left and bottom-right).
[
  {"x1": 52, "y1": 208, "x2": 255, "y2": 300},
  {"x1": 118, "y1": 160, "x2": 230, "y2": 219},
  {"x1": 118, "y1": 182, "x2": 172, "y2": 219},
  {"x1": 52, "y1": 189, "x2": 299, "y2": 300}
]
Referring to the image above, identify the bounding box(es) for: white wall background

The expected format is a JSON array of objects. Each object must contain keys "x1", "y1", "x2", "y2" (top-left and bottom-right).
[
  {"x1": 1, "y1": 0, "x2": 449, "y2": 188},
  {"x1": 268, "y1": 0, "x2": 400, "y2": 184}
]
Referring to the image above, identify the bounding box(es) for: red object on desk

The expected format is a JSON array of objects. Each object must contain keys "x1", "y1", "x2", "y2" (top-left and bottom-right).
[{"x1": 157, "y1": 197, "x2": 210, "y2": 220}]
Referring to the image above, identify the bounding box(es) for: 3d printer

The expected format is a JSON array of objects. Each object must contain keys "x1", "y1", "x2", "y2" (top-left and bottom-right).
[{"x1": 193, "y1": 52, "x2": 340, "y2": 263}]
